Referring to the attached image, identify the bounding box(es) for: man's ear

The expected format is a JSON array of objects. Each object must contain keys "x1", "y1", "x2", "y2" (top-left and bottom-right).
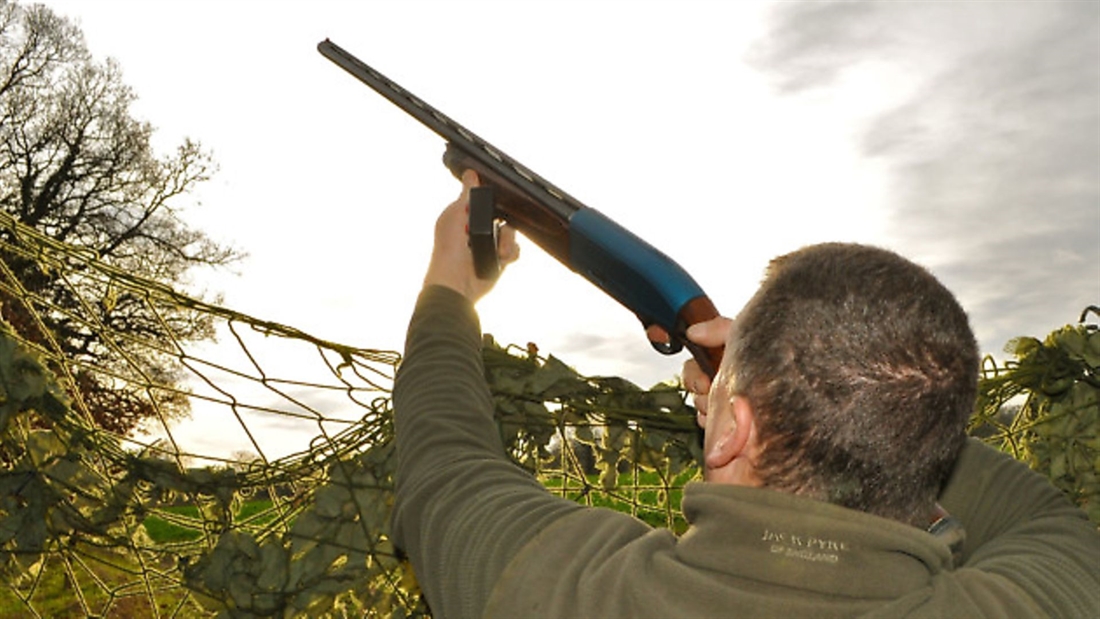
[{"x1": 704, "y1": 396, "x2": 755, "y2": 471}]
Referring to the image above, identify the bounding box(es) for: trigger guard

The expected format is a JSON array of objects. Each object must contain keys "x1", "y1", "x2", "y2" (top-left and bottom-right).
[
  {"x1": 650, "y1": 339, "x2": 683, "y2": 355},
  {"x1": 645, "y1": 323, "x2": 683, "y2": 356}
]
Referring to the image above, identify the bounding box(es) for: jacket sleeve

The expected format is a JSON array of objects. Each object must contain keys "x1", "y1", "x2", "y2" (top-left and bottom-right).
[
  {"x1": 938, "y1": 438, "x2": 1100, "y2": 617},
  {"x1": 391, "y1": 286, "x2": 582, "y2": 618}
]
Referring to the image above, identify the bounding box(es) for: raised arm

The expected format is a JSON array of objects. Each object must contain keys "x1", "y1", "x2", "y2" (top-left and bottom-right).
[{"x1": 390, "y1": 174, "x2": 579, "y2": 617}]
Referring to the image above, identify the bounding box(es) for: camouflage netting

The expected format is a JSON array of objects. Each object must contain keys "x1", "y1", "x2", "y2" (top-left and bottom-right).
[
  {"x1": 0, "y1": 210, "x2": 1095, "y2": 617},
  {"x1": 0, "y1": 210, "x2": 700, "y2": 618}
]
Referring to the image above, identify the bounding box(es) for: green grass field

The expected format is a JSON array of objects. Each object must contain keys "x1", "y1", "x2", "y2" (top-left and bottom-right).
[{"x1": 141, "y1": 499, "x2": 277, "y2": 544}]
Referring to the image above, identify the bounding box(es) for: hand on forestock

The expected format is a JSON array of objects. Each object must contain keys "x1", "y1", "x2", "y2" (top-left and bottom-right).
[
  {"x1": 423, "y1": 170, "x2": 519, "y2": 302},
  {"x1": 681, "y1": 316, "x2": 733, "y2": 429}
]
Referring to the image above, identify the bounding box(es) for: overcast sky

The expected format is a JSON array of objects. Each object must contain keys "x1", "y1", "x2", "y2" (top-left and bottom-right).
[
  {"x1": 35, "y1": 0, "x2": 1100, "y2": 459},
  {"x1": 751, "y1": 1, "x2": 1099, "y2": 356}
]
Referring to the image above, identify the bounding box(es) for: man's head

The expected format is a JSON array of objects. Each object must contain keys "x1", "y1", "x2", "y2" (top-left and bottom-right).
[{"x1": 707, "y1": 243, "x2": 979, "y2": 526}]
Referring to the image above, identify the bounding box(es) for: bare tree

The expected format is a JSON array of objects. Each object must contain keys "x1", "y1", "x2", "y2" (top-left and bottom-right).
[{"x1": 0, "y1": 1, "x2": 239, "y2": 434}]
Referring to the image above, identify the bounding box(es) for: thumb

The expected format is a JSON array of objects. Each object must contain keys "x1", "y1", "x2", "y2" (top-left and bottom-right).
[
  {"x1": 461, "y1": 168, "x2": 481, "y2": 192},
  {"x1": 685, "y1": 316, "x2": 733, "y2": 348}
]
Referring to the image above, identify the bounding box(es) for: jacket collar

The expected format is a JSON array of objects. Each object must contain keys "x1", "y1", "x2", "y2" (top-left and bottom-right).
[{"x1": 677, "y1": 482, "x2": 953, "y2": 599}]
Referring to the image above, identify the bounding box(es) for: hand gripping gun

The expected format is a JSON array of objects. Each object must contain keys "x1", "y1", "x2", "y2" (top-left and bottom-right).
[{"x1": 318, "y1": 39, "x2": 724, "y2": 378}]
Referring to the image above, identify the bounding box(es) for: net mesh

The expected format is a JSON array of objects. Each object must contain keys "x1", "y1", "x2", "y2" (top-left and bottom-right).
[
  {"x1": 3, "y1": 205, "x2": 1093, "y2": 617},
  {"x1": 0, "y1": 209, "x2": 699, "y2": 618}
]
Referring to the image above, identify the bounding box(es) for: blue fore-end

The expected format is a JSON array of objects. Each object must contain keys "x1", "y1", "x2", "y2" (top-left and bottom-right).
[{"x1": 568, "y1": 208, "x2": 705, "y2": 337}]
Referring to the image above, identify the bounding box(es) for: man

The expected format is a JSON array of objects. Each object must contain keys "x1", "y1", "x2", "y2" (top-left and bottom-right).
[{"x1": 392, "y1": 171, "x2": 1099, "y2": 618}]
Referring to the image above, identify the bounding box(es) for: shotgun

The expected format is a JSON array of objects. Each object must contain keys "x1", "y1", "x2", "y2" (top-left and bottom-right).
[{"x1": 318, "y1": 39, "x2": 724, "y2": 377}]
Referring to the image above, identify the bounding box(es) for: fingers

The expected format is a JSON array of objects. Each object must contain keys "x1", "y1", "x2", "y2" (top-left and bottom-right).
[
  {"x1": 680, "y1": 315, "x2": 733, "y2": 397},
  {"x1": 497, "y1": 222, "x2": 520, "y2": 266},
  {"x1": 694, "y1": 396, "x2": 709, "y2": 429},
  {"x1": 424, "y1": 171, "x2": 482, "y2": 298},
  {"x1": 682, "y1": 359, "x2": 711, "y2": 396},
  {"x1": 681, "y1": 316, "x2": 732, "y2": 429},
  {"x1": 460, "y1": 169, "x2": 518, "y2": 267},
  {"x1": 424, "y1": 169, "x2": 522, "y2": 303},
  {"x1": 682, "y1": 357, "x2": 712, "y2": 428},
  {"x1": 649, "y1": 314, "x2": 732, "y2": 350},
  {"x1": 460, "y1": 169, "x2": 480, "y2": 194},
  {"x1": 465, "y1": 169, "x2": 519, "y2": 270}
]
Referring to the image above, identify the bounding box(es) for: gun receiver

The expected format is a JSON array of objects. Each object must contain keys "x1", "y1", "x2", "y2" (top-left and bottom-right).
[{"x1": 318, "y1": 39, "x2": 724, "y2": 378}]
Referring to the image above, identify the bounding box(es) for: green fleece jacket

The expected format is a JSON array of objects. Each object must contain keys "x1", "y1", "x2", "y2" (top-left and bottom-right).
[{"x1": 392, "y1": 286, "x2": 1100, "y2": 618}]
